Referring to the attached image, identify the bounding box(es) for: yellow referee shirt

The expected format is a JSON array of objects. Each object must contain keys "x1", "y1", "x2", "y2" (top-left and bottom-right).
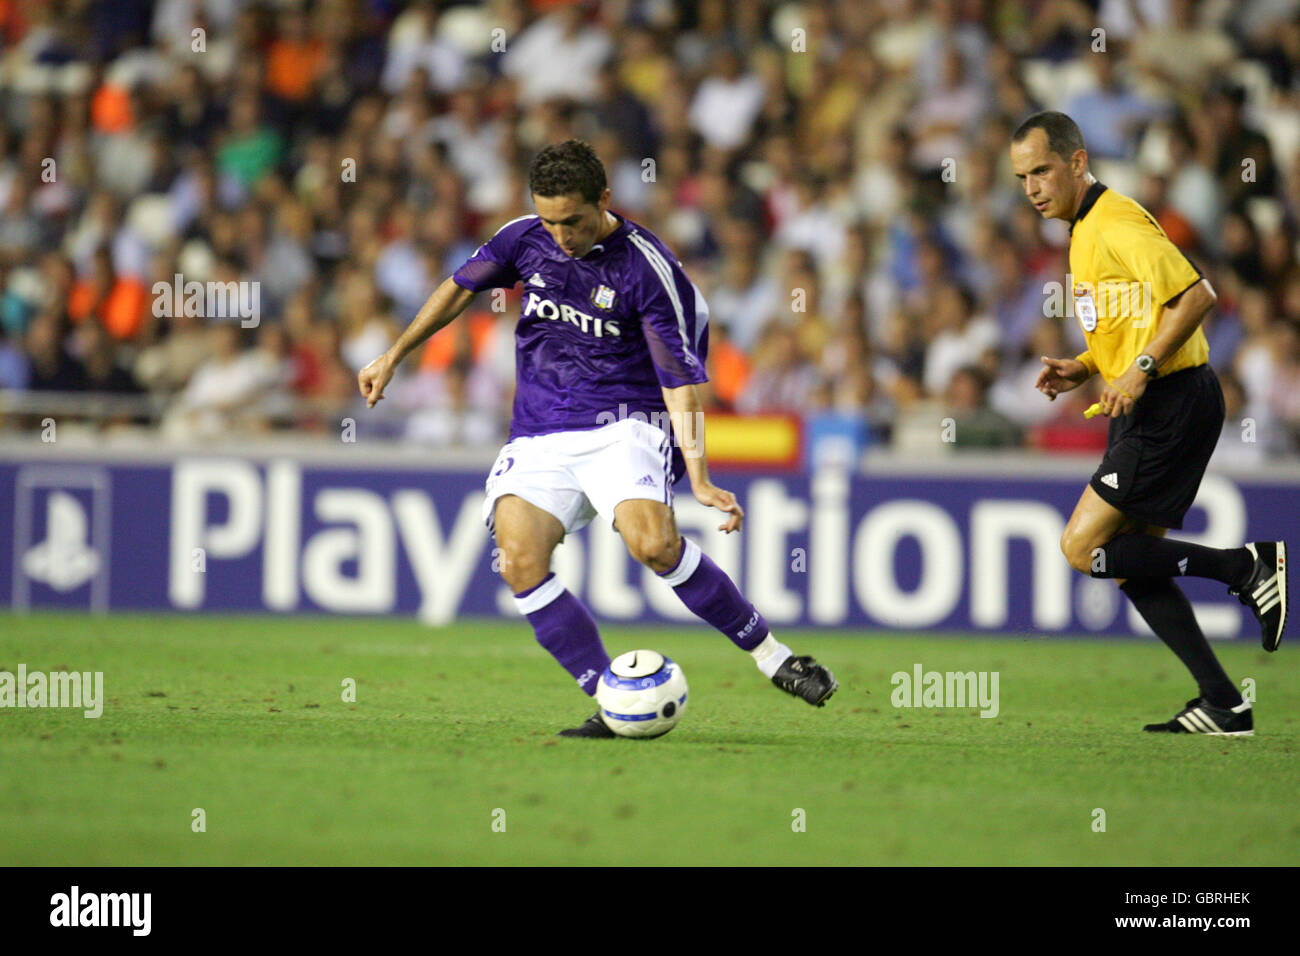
[{"x1": 1068, "y1": 182, "x2": 1208, "y2": 382}]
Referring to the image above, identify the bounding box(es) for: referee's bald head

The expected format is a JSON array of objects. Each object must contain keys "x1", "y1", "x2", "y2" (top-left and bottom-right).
[{"x1": 1010, "y1": 110, "x2": 1093, "y2": 222}]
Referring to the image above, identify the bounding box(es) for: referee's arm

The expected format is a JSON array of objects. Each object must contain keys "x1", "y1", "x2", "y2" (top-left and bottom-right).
[
  {"x1": 1137, "y1": 279, "x2": 1216, "y2": 369},
  {"x1": 1100, "y1": 278, "x2": 1216, "y2": 418}
]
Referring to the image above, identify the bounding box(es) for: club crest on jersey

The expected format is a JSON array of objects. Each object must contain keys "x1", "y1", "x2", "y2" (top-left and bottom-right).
[{"x1": 591, "y1": 284, "x2": 616, "y2": 310}]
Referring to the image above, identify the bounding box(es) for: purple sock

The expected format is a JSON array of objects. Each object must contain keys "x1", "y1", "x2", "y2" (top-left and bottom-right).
[
  {"x1": 659, "y1": 538, "x2": 770, "y2": 650},
  {"x1": 515, "y1": 573, "x2": 610, "y2": 696}
]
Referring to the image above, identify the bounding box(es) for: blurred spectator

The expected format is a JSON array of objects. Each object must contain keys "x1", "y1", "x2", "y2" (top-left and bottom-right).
[
  {"x1": 688, "y1": 47, "x2": 766, "y2": 152},
  {"x1": 404, "y1": 355, "x2": 502, "y2": 447},
  {"x1": 161, "y1": 323, "x2": 286, "y2": 438},
  {"x1": 0, "y1": 0, "x2": 1294, "y2": 461},
  {"x1": 381, "y1": 0, "x2": 468, "y2": 95},
  {"x1": 502, "y1": 5, "x2": 612, "y2": 105},
  {"x1": 1212, "y1": 369, "x2": 1266, "y2": 467},
  {"x1": 67, "y1": 246, "x2": 149, "y2": 340},
  {"x1": 134, "y1": 295, "x2": 210, "y2": 395},
  {"x1": 1234, "y1": 286, "x2": 1287, "y2": 454},
  {"x1": 1269, "y1": 320, "x2": 1300, "y2": 453},
  {"x1": 265, "y1": 6, "x2": 327, "y2": 106},
  {"x1": 908, "y1": 45, "x2": 984, "y2": 170},
  {"x1": 1204, "y1": 79, "x2": 1280, "y2": 208},
  {"x1": 704, "y1": 320, "x2": 751, "y2": 411},
  {"x1": 217, "y1": 92, "x2": 283, "y2": 189},
  {"x1": 1063, "y1": 43, "x2": 1163, "y2": 160},
  {"x1": 922, "y1": 282, "x2": 1000, "y2": 397},
  {"x1": 23, "y1": 311, "x2": 87, "y2": 392},
  {"x1": 0, "y1": 324, "x2": 29, "y2": 390},
  {"x1": 991, "y1": 316, "x2": 1074, "y2": 427},
  {"x1": 1131, "y1": 0, "x2": 1237, "y2": 96},
  {"x1": 946, "y1": 365, "x2": 1022, "y2": 448},
  {"x1": 75, "y1": 319, "x2": 141, "y2": 396},
  {"x1": 736, "y1": 324, "x2": 817, "y2": 415},
  {"x1": 1162, "y1": 118, "x2": 1223, "y2": 251},
  {"x1": 284, "y1": 292, "x2": 355, "y2": 424}
]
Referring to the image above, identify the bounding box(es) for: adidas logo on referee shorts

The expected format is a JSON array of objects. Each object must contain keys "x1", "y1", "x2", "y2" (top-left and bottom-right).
[{"x1": 1100, "y1": 472, "x2": 1119, "y2": 489}]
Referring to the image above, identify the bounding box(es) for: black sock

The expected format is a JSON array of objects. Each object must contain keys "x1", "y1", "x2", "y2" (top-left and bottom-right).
[
  {"x1": 1093, "y1": 534, "x2": 1253, "y2": 585},
  {"x1": 1120, "y1": 578, "x2": 1241, "y2": 708}
]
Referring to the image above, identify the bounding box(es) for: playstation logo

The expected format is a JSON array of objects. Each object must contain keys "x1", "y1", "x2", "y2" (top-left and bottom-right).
[
  {"x1": 22, "y1": 491, "x2": 100, "y2": 591},
  {"x1": 12, "y1": 468, "x2": 110, "y2": 610}
]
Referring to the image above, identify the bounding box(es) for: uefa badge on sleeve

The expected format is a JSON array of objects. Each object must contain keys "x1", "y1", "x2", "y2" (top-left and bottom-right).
[{"x1": 591, "y1": 285, "x2": 616, "y2": 310}]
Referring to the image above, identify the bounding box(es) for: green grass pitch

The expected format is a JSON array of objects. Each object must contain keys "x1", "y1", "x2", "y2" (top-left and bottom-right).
[{"x1": 2, "y1": 612, "x2": 1297, "y2": 866}]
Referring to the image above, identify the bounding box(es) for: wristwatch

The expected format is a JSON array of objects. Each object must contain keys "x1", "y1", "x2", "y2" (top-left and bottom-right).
[{"x1": 1136, "y1": 353, "x2": 1158, "y2": 377}]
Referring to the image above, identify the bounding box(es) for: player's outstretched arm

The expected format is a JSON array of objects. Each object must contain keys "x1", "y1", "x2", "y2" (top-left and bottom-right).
[
  {"x1": 358, "y1": 277, "x2": 476, "y2": 408},
  {"x1": 661, "y1": 383, "x2": 743, "y2": 534}
]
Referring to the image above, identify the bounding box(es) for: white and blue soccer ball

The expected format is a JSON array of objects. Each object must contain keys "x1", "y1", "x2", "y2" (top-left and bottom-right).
[{"x1": 595, "y1": 650, "x2": 688, "y2": 738}]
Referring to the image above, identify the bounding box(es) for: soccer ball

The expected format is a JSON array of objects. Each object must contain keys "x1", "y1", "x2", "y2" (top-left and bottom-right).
[{"x1": 595, "y1": 650, "x2": 688, "y2": 738}]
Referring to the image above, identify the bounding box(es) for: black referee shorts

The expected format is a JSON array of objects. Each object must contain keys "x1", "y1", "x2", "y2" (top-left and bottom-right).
[{"x1": 1089, "y1": 364, "x2": 1224, "y2": 530}]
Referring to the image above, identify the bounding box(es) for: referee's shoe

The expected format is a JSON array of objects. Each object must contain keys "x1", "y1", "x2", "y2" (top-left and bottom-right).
[
  {"x1": 1144, "y1": 698, "x2": 1254, "y2": 735},
  {"x1": 1230, "y1": 541, "x2": 1287, "y2": 652}
]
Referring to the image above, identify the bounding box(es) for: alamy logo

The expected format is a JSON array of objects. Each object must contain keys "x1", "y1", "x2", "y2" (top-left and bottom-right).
[
  {"x1": 891, "y1": 664, "x2": 1000, "y2": 718},
  {"x1": 152, "y1": 272, "x2": 260, "y2": 328},
  {"x1": 1100, "y1": 472, "x2": 1119, "y2": 490},
  {"x1": 0, "y1": 665, "x2": 103, "y2": 718},
  {"x1": 592, "y1": 403, "x2": 705, "y2": 458},
  {"x1": 50, "y1": 886, "x2": 150, "y2": 935},
  {"x1": 1045, "y1": 275, "x2": 1155, "y2": 328}
]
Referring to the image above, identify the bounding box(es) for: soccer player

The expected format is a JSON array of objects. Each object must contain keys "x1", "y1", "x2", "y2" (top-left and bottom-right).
[
  {"x1": 358, "y1": 140, "x2": 837, "y2": 736},
  {"x1": 1010, "y1": 111, "x2": 1286, "y2": 736}
]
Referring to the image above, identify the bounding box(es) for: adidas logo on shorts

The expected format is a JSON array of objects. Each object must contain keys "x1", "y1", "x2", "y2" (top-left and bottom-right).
[
  {"x1": 1100, "y1": 472, "x2": 1119, "y2": 489},
  {"x1": 636, "y1": 474, "x2": 657, "y2": 487}
]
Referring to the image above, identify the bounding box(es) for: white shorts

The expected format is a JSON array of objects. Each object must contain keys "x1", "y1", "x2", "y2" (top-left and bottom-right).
[{"x1": 483, "y1": 419, "x2": 676, "y2": 536}]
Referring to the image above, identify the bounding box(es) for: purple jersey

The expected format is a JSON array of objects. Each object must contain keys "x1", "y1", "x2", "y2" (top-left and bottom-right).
[{"x1": 452, "y1": 212, "x2": 709, "y2": 448}]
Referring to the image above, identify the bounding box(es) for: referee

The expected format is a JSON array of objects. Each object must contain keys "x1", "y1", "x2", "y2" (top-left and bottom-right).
[{"x1": 1010, "y1": 111, "x2": 1286, "y2": 735}]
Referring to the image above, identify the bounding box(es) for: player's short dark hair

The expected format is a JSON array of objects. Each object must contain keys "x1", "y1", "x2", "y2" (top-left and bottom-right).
[
  {"x1": 528, "y1": 140, "x2": 607, "y2": 204},
  {"x1": 1011, "y1": 111, "x2": 1087, "y2": 162}
]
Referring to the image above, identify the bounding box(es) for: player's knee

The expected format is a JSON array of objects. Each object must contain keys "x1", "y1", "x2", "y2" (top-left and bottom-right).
[
  {"x1": 494, "y1": 543, "x2": 550, "y2": 593},
  {"x1": 626, "y1": 532, "x2": 682, "y2": 574}
]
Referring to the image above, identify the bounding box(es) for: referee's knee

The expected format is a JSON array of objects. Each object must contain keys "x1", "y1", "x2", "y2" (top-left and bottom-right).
[{"x1": 1060, "y1": 528, "x2": 1098, "y2": 575}]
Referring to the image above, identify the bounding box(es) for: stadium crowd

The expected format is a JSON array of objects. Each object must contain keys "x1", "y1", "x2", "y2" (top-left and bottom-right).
[{"x1": 1, "y1": 0, "x2": 1299, "y2": 463}]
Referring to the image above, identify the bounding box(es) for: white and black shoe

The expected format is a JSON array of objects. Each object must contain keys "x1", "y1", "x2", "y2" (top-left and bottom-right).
[
  {"x1": 771, "y1": 655, "x2": 838, "y2": 707},
  {"x1": 1230, "y1": 541, "x2": 1287, "y2": 652},
  {"x1": 1143, "y1": 698, "x2": 1254, "y2": 736}
]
